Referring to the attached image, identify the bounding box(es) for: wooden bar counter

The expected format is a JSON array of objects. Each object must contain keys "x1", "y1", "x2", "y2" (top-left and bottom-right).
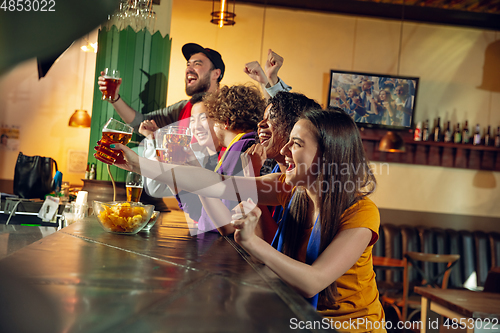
[{"x1": 0, "y1": 210, "x2": 328, "y2": 333}]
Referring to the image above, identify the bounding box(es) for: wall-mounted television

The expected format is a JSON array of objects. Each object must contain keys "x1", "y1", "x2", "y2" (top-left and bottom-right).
[{"x1": 327, "y1": 70, "x2": 419, "y2": 130}]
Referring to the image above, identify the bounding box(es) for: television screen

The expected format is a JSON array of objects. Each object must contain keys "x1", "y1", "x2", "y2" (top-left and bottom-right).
[{"x1": 327, "y1": 70, "x2": 419, "y2": 130}]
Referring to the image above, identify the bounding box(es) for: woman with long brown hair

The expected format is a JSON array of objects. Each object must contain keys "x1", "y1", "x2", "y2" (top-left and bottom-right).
[{"x1": 109, "y1": 108, "x2": 385, "y2": 332}]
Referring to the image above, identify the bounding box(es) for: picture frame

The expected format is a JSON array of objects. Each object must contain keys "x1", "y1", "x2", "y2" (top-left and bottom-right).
[{"x1": 327, "y1": 69, "x2": 420, "y2": 130}]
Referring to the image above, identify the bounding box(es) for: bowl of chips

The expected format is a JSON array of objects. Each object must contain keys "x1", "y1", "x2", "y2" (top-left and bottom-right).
[{"x1": 93, "y1": 201, "x2": 155, "y2": 234}]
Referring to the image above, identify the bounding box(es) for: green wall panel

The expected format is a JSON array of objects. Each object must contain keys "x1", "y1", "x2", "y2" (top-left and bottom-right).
[{"x1": 87, "y1": 26, "x2": 172, "y2": 182}]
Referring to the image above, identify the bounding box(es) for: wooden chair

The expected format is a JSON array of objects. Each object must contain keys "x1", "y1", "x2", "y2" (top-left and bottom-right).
[
  {"x1": 381, "y1": 252, "x2": 460, "y2": 323},
  {"x1": 483, "y1": 266, "x2": 500, "y2": 293}
]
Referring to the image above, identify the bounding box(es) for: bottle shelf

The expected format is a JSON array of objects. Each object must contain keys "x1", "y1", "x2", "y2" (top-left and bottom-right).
[{"x1": 360, "y1": 128, "x2": 500, "y2": 171}]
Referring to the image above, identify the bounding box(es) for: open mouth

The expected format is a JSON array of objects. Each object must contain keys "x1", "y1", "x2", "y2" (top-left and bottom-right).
[
  {"x1": 196, "y1": 132, "x2": 208, "y2": 141},
  {"x1": 259, "y1": 133, "x2": 271, "y2": 146},
  {"x1": 186, "y1": 73, "x2": 198, "y2": 85},
  {"x1": 285, "y1": 161, "x2": 296, "y2": 172}
]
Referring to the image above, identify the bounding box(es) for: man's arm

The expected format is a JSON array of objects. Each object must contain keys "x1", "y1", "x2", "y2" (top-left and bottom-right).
[
  {"x1": 264, "y1": 78, "x2": 292, "y2": 98},
  {"x1": 244, "y1": 61, "x2": 272, "y2": 100},
  {"x1": 264, "y1": 49, "x2": 283, "y2": 87},
  {"x1": 264, "y1": 49, "x2": 291, "y2": 97},
  {"x1": 98, "y1": 71, "x2": 187, "y2": 132},
  {"x1": 129, "y1": 100, "x2": 188, "y2": 132},
  {"x1": 98, "y1": 71, "x2": 139, "y2": 124}
]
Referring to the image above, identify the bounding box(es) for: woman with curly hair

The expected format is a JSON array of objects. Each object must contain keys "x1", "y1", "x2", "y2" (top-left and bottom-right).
[
  {"x1": 137, "y1": 84, "x2": 266, "y2": 235},
  {"x1": 195, "y1": 84, "x2": 266, "y2": 234}
]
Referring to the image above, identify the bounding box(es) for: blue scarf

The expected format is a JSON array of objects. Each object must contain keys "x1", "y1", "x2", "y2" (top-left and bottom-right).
[{"x1": 271, "y1": 193, "x2": 322, "y2": 308}]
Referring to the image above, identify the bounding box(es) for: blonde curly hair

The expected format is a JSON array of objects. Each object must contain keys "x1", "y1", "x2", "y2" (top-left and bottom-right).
[{"x1": 204, "y1": 84, "x2": 265, "y2": 132}]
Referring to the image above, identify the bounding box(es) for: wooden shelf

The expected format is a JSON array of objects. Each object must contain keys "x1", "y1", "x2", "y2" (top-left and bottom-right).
[{"x1": 360, "y1": 128, "x2": 500, "y2": 171}]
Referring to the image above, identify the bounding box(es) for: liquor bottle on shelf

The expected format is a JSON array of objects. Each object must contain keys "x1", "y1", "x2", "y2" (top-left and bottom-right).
[
  {"x1": 84, "y1": 163, "x2": 90, "y2": 179},
  {"x1": 444, "y1": 121, "x2": 452, "y2": 143},
  {"x1": 495, "y1": 126, "x2": 500, "y2": 148},
  {"x1": 484, "y1": 126, "x2": 491, "y2": 146},
  {"x1": 414, "y1": 121, "x2": 422, "y2": 141},
  {"x1": 89, "y1": 163, "x2": 96, "y2": 180},
  {"x1": 473, "y1": 124, "x2": 481, "y2": 145},
  {"x1": 462, "y1": 120, "x2": 469, "y2": 144},
  {"x1": 433, "y1": 117, "x2": 441, "y2": 142},
  {"x1": 422, "y1": 119, "x2": 429, "y2": 141},
  {"x1": 454, "y1": 123, "x2": 462, "y2": 144}
]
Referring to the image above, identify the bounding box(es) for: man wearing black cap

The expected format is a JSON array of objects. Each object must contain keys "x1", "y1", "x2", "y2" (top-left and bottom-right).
[{"x1": 97, "y1": 42, "x2": 225, "y2": 131}]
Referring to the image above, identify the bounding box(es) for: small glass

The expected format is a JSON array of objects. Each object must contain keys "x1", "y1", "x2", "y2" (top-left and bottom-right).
[
  {"x1": 62, "y1": 202, "x2": 88, "y2": 227},
  {"x1": 155, "y1": 126, "x2": 192, "y2": 164},
  {"x1": 141, "y1": 210, "x2": 159, "y2": 232},
  {"x1": 126, "y1": 172, "x2": 143, "y2": 202},
  {"x1": 61, "y1": 181, "x2": 70, "y2": 203},
  {"x1": 93, "y1": 118, "x2": 133, "y2": 165},
  {"x1": 102, "y1": 68, "x2": 120, "y2": 101}
]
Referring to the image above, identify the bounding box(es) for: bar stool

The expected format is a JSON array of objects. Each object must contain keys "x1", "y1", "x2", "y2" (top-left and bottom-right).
[{"x1": 381, "y1": 252, "x2": 460, "y2": 324}]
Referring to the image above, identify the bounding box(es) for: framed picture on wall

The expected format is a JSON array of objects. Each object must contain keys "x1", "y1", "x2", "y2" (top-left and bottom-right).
[{"x1": 327, "y1": 70, "x2": 419, "y2": 130}]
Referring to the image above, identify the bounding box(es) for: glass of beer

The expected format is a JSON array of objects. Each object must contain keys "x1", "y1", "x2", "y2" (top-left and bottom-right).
[
  {"x1": 155, "y1": 126, "x2": 191, "y2": 164},
  {"x1": 126, "y1": 172, "x2": 143, "y2": 202},
  {"x1": 102, "y1": 68, "x2": 120, "y2": 101},
  {"x1": 155, "y1": 128, "x2": 169, "y2": 163},
  {"x1": 93, "y1": 118, "x2": 133, "y2": 165}
]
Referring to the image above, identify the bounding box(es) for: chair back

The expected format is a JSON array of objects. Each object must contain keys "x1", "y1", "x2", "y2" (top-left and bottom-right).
[
  {"x1": 483, "y1": 267, "x2": 500, "y2": 293},
  {"x1": 402, "y1": 252, "x2": 460, "y2": 321}
]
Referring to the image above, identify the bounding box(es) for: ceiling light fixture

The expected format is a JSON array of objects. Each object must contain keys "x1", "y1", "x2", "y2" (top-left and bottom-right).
[
  {"x1": 379, "y1": 131, "x2": 406, "y2": 153},
  {"x1": 211, "y1": 0, "x2": 236, "y2": 27},
  {"x1": 81, "y1": 40, "x2": 98, "y2": 53},
  {"x1": 379, "y1": 1, "x2": 406, "y2": 153},
  {"x1": 69, "y1": 38, "x2": 92, "y2": 128}
]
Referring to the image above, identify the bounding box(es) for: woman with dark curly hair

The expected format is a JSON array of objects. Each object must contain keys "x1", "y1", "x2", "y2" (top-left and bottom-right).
[
  {"x1": 248, "y1": 92, "x2": 321, "y2": 237},
  {"x1": 257, "y1": 91, "x2": 321, "y2": 172}
]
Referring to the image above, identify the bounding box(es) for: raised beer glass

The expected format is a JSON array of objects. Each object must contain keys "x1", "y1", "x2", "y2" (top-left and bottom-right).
[
  {"x1": 155, "y1": 126, "x2": 191, "y2": 164},
  {"x1": 93, "y1": 118, "x2": 133, "y2": 165},
  {"x1": 126, "y1": 171, "x2": 143, "y2": 202},
  {"x1": 155, "y1": 128, "x2": 169, "y2": 163},
  {"x1": 102, "y1": 68, "x2": 120, "y2": 101}
]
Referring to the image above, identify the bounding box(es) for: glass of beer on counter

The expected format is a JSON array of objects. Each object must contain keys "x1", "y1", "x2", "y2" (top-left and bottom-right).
[
  {"x1": 155, "y1": 126, "x2": 192, "y2": 164},
  {"x1": 102, "y1": 68, "x2": 120, "y2": 101},
  {"x1": 93, "y1": 118, "x2": 133, "y2": 165},
  {"x1": 126, "y1": 171, "x2": 143, "y2": 202}
]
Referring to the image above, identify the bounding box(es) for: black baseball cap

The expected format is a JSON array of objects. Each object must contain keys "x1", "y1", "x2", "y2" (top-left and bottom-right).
[{"x1": 182, "y1": 43, "x2": 225, "y2": 82}]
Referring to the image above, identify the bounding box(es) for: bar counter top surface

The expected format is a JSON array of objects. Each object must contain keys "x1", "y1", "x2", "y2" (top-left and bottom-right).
[{"x1": 0, "y1": 210, "x2": 328, "y2": 333}]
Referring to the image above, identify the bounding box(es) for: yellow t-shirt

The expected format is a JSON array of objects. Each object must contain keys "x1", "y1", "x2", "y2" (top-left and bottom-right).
[{"x1": 277, "y1": 175, "x2": 386, "y2": 333}]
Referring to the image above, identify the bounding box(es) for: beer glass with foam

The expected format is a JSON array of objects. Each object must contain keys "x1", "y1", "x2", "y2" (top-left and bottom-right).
[
  {"x1": 102, "y1": 68, "x2": 120, "y2": 101},
  {"x1": 93, "y1": 118, "x2": 133, "y2": 165},
  {"x1": 155, "y1": 126, "x2": 191, "y2": 164},
  {"x1": 126, "y1": 172, "x2": 143, "y2": 202}
]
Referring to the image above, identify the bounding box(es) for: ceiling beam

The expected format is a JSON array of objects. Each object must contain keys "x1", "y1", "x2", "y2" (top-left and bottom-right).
[{"x1": 235, "y1": 0, "x2": 500, "y2": 31}]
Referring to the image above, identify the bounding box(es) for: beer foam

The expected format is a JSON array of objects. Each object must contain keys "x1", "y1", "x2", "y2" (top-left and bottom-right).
[
  {"x1": 126, "y1": 185, "x2": 143, "y2": 189},
  {"x1": 102, "y1": 129, "x2": 131, "y2": 134}
]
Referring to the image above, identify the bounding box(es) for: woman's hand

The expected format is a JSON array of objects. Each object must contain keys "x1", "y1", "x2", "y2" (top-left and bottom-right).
[
  {"x1": 241, "y1": 143, "x2": 267, "y2": 177},
  {"x1": 231, "y1": 198, "x2": 262, "y2": 245},
  {"x1": 110, "y1": 143, "x2": 141, "y2": 173},
  {"x1": 139, "y1": 120, "x2": 159, "y2": 139}
]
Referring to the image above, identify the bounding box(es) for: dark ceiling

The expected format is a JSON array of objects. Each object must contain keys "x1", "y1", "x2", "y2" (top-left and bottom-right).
[{"x1": 236, "y1": 0, "x2": 500, "y2": 31}]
